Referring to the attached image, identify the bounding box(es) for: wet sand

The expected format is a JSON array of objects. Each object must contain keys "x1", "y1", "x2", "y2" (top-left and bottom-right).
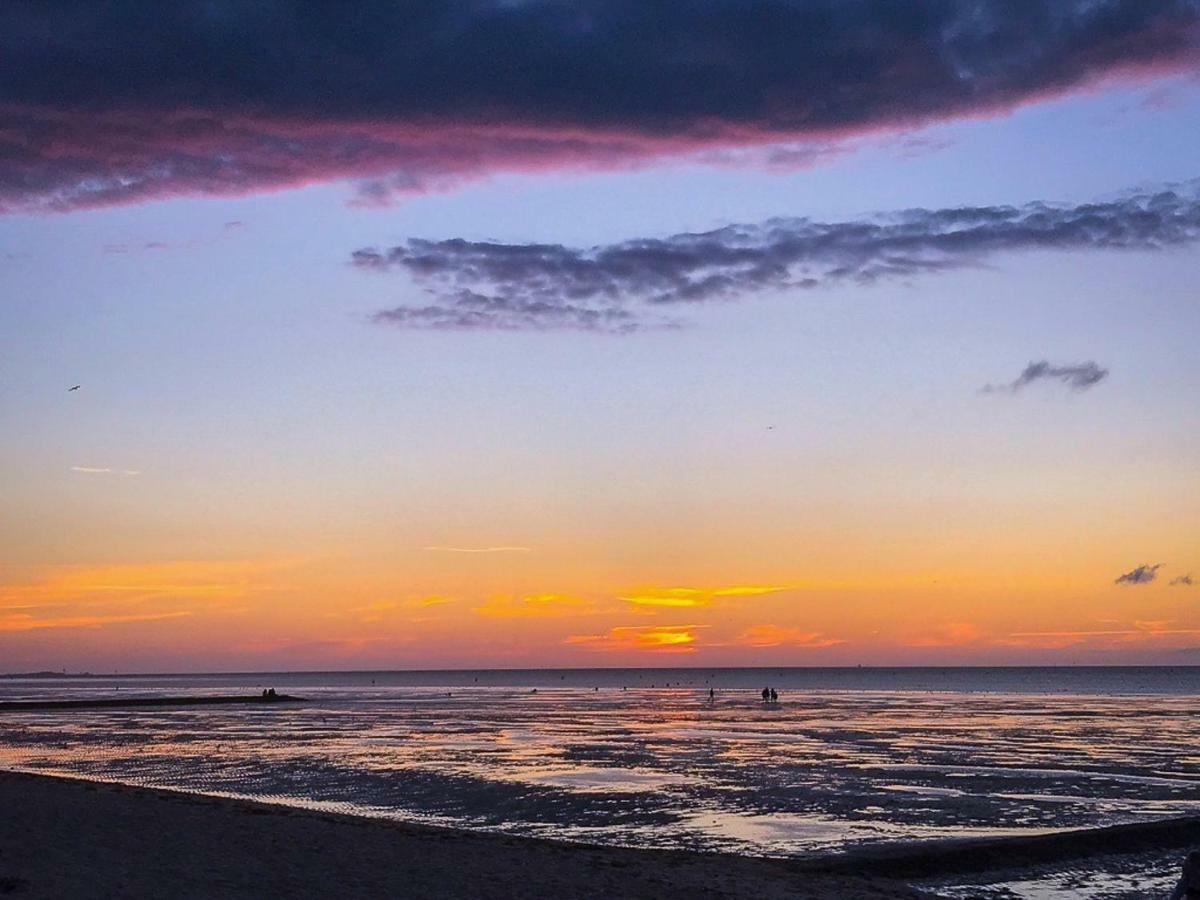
[
  {"x1": 803, "y1": 813, "x2": 1200, "y2": 878},
  {"x1": 0, "y1": 694, "x2": 304, "y2": 712},
  {"x1": 0, "y1": 770, "x2": 932, "y2": 899}
]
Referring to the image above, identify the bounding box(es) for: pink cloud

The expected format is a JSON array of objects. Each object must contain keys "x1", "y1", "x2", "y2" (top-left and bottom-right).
[{"x1": 1, "y1": 1, "x2": 1197, "y2": 212}]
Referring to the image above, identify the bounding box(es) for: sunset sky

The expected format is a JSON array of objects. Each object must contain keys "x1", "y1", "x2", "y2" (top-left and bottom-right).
[{"x1": 2, "y1": 1, "x2": 1198, "y2": 672}]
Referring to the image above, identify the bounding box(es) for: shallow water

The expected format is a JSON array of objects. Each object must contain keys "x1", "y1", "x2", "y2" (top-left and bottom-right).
[
  {"x1": 2, "y1": 671, "x2": 1199, "y2": 862},
  {"x1": 925, "y1": 848, "x2": 1184, "y2": 899}
]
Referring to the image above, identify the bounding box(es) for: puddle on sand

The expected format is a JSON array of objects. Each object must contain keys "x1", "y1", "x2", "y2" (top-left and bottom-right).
[
  {"x1": 682, "y1": 811, "x2": 860, "y2": 849},
  {"x1": 933, "y1": 867, "x2": 1179, "y2": 899},
  {"x1": 508, "y1": 766, "x2": 689, "y2": 793}
]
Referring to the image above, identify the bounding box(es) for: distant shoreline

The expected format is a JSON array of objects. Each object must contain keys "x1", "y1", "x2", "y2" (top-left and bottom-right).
[
  {"x1": 0, "y1": 694, "x2": 304, "y2": 712},
  {"x1": 6, "y1": 664, "x2": 1200, "y2": 679}
]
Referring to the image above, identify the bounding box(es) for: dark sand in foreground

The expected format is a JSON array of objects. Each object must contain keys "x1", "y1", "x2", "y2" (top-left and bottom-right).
[{"x1": 0, "y1": 771, "x2": 932, "y2": 899}]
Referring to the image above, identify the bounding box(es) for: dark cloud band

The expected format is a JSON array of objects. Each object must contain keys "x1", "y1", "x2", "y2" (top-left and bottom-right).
[
  {"x1": 2, "y1": 0, "x2": 1199, "y2": 211},
  {"x1": 357, "y1": 182, "x2": 1200, "y2": 332},
  {"x1": 982, "y1": 361, "x2": 1109, "y2": 393}
]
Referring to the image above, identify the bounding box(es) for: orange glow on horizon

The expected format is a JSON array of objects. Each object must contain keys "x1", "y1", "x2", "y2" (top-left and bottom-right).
[{"x1": 2, "y1": 543, "x2": 1198, "y2": 670}]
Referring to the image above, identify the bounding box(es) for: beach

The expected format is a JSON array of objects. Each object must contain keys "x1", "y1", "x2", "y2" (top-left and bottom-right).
[
  {"x1": 0, "y1": 770, "x2": 930, "y2": 899},
  {"x1": 4, "y1": 769, "x2": 1196, "y2": 899},
  {"x1": 2, "y1": 673, "x2": 1198, "y2": 897}
]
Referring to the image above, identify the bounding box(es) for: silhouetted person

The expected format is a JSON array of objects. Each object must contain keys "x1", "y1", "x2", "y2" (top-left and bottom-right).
[
  {"x1": 770, "y1": 688, "x2": 778, "y2": 703},
  {"x1": 708, "y1": 688, "x2": 715, "y2": 702},
  {"x1": 261, "y1": 689, "x2": 268, "y2": 698},
  {"x1": 267, "y1": 688, "x2": 276, "y2": 698},
  {"x1": 1171, "y1": 851, "x2": 1200, "y2": 899},
  {"x1": 761, "y1": 687, "x2": 770, "y2": 702}
]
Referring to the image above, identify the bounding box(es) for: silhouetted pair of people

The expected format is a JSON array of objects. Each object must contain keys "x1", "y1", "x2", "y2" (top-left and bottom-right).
[
  {"x1": 761, "y1": 687, "x2": 778, "y2": 703},
  {"x1": 260, "y1": 688, "x2": 277, "y2": 699}
]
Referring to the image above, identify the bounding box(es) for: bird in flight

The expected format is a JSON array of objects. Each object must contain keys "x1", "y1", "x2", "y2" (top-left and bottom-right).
[{"x1": 68, "y1": 385, "x2": 80, "y2": 392}]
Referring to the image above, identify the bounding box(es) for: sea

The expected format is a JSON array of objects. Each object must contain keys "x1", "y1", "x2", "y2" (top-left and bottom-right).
[{"x1": 2, "y1": 667, "x2": 1199, "y2": 895}]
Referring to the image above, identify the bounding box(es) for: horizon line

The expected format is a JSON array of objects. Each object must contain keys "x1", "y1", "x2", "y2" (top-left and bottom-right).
[{"x1": 6, "y1": 663, "x2": 1200, "y2": 678}]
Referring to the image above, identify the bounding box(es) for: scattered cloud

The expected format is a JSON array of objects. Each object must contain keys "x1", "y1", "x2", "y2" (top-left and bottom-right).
[
  {"x1": 736, "y1": 625, "x2": 843, "y2": 649},
  {"x1": 1171, "y1": 574, "x2": 1195, "y2": 586},
  {"x1": 619, "y1": 584, "x2": 790, "y2": 608},
  {"x1": 1115, "y1": 563, "x2": 1163, "y2": 585},
  {"x1": 359, "y1": 183, "x2": 1200, "y2": 332},
  {"x1": 422, "y1": 545, "x2": 531, "y2": 553},
  {"x1": 566, "y1": 624, "x2": 704, "y2": 653},
  {"x1": 982, "y1": 360, "x2": 1109, "y2": 393},
  {"x1": 71, "y1": 466, "x2": 141, "y2": 476},
  {"x1": 4, "y1": 2, "x2": 1200, "y2": 212}
]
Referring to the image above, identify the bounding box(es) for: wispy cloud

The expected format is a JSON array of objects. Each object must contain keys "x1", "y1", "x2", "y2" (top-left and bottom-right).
[
  {"x1": 906, "y1": 622, "x2": 985, "y2": 648},
  {"x1": 1115, "y1": 563, "x2": 1164, "y2": 585},
  {"x1": 232, "y1": 636, "x2": 417, "y2": 662},
  {"x1": 619, "y1": 584, "x2": 790, "y2": 608},
  {"x1": 359, "y1": 183, "x2": 1200, "y2": 332},
  {"x1": 472, "y1": 592, "x2": 588, "y2": 619},
  {"x1": 71, "y1": 466, "x2": 141, "y2": 476},
  {"x1": 422, "y1": 545, "x2": 531, "y2": 553},
  {"x1": 566, "y1": 624, "x2": 705, "y2": 653},
  {"x1": 736, "y1": 625, "x2": 843, "y2": 649},
  {"x1": 1003, "y1": 622, "x2": 1200, "y2": 650},
  {"x1": 982, "y1": 361, "x2": 1109, "y2": 393},
  {"x1": 4, "y1": 2, "x2": 1198, "y2": 212},
  {"x1": 411, "y1": 595, "x2": 455, "y2": 607},
  {"x1": 1171, "y1": 574, "x2": 1195, "y2": 586},
  {"x1": 351, "y1": 595, "x2": 456, "y2": 622},
  {"x1": 99, "y1": 220, "x2": 247, "y2": 255},
  {"x1": 0, "y1": 610, "x2": 191, "y2": 633},
  {"x1": 0, "y1": 560, "x2": 282, "y2": 632},
  {"x1": 352, "y1": 595, "x2": 456, "y2": 619}
]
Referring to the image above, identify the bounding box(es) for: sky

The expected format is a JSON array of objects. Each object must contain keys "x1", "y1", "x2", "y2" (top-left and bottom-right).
[{"x1": 1, "y1": 1, "x2": 1198, "y2": 673}]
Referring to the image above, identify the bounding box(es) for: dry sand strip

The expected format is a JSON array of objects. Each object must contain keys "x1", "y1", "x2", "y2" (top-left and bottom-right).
[{"x1": 0, "y1": 771, "x2": 935, "y2": 900}]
